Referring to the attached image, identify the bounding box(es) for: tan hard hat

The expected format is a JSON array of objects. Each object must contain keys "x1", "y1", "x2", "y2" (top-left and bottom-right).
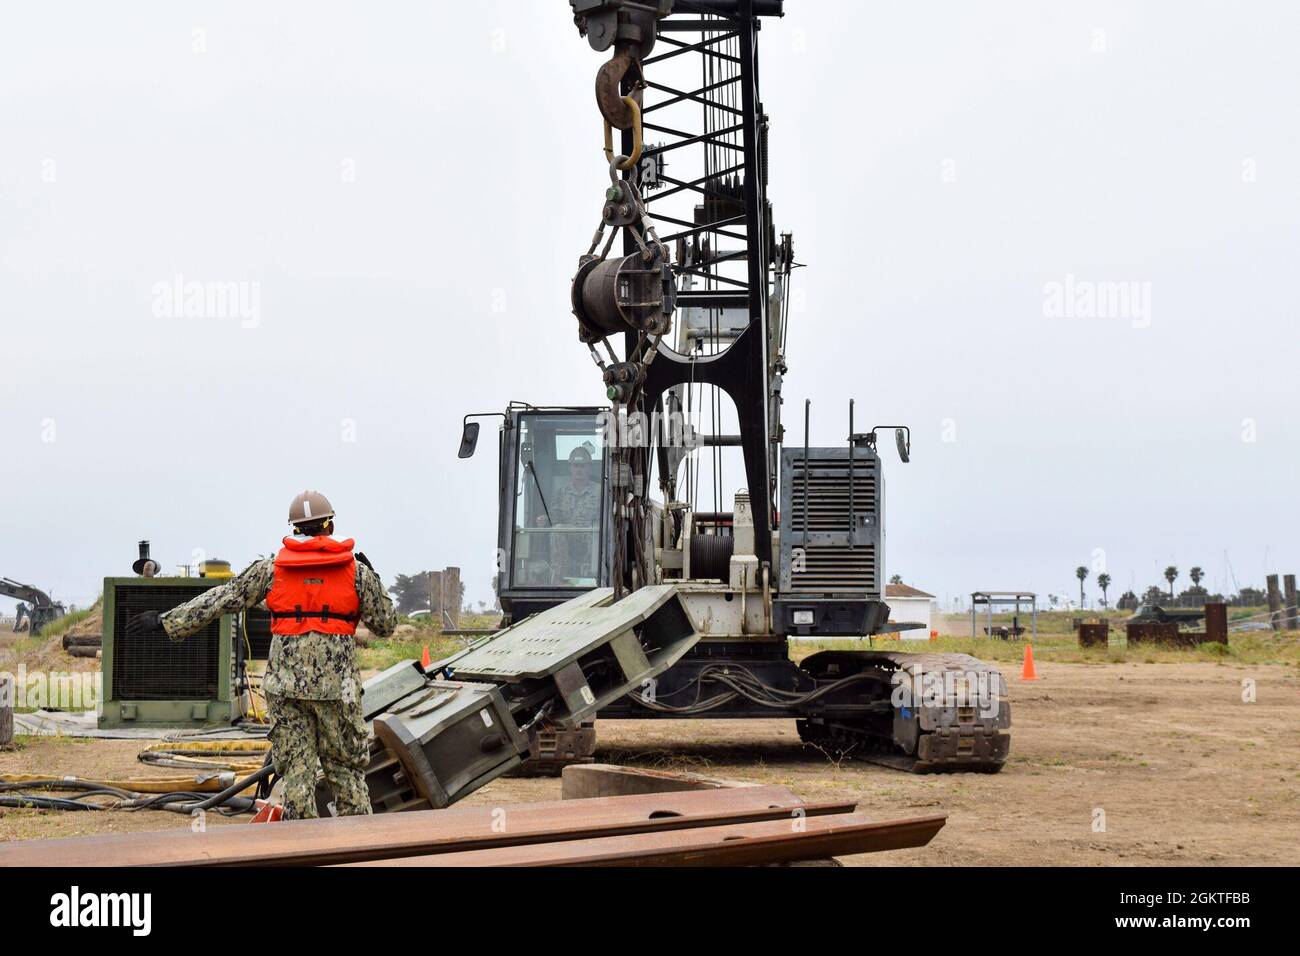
[{"x1": 288, "y1": 490, "x2": 335, "y2": 527}]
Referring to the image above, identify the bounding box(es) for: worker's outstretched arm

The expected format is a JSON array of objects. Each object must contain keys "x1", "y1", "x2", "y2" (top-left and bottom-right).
[
  {"x1": 157, "y1": 559, "x2": 276, "y2": 643},
  {"x1": 355, "y1": 560, "x2": 398, "y2": 639}
]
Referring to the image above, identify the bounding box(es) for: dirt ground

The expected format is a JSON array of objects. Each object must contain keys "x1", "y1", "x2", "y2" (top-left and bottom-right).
[{"x1": 2, "y1": 658, "x2": 1297, "y2": 864}]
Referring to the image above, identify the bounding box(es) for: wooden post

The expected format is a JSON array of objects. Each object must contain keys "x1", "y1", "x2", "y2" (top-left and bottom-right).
[
  {"x1": 428, "y1": 570, "x2": 443, "y2": 618},
  {"x1": 1266, "y1": 574, "x2": 1283, "y2": 631},
  {"x1": 1284, "y1": 574, "x2": 1298, "y2": 631},
  {"x1": 0, "y1": 673, "x2": 13, "y2": 747},
  {"x1": 443, "y1": 567, "x2": 462, "y2": 629}
]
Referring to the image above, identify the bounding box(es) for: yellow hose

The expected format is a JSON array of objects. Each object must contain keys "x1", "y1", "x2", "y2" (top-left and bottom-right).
[
  {"x1": 137, "y1": 740, "x2": 270, "y2": 775},
  {"x1": 242, "y1": 612, "x2": 265, "y2": 723}
]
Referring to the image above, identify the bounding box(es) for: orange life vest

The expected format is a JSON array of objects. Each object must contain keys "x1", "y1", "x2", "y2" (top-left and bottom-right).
[{"x1": 267, "y1": 536, "x2": 360, "y2": 636}]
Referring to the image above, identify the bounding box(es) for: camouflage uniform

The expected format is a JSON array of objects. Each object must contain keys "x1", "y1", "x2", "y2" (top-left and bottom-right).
[
  {"x1": 551, "y1": 481, "x2": 600, "y2": 579},
  {"x1": 162, "y1": 555, "x2": 398, "y2": 819},
  {"x1": 553, "y1": 481, "x2": 600, "y2": 527}
]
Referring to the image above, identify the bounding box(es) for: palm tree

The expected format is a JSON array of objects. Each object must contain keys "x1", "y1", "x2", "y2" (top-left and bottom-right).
[
  {"x1": 1096, "y1": 573, "x2": 1112, "y2": 609},
  {"x1": 1189, "y1": 566, "x2": 1204, "y2": 589},
  {"x1": 1164, "y1": 565, "x2": 1178, "y2": 602},
  {"x1": 1076, "y1": 566, "x2": 1089, "y2": 609}
]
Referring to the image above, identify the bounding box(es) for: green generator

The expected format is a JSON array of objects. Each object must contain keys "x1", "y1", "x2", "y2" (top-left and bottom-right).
[{"x1": 99, "y1": 577, "x2": 241, "y2": 729}]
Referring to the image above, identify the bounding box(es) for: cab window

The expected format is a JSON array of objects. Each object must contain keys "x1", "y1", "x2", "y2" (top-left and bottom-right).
[{"x1": 510, "y1": 413, "x2": 605, "y2": 588}]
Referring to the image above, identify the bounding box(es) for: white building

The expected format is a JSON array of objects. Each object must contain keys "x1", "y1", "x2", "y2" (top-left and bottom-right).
[{"x1": 886, "y1": 583, "x2": 936, "y2": 640}]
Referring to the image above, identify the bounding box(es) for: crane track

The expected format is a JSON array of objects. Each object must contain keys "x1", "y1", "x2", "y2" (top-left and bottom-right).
[{"x1": 797, "y1": 651, "x2": 1011, "y2": 774}]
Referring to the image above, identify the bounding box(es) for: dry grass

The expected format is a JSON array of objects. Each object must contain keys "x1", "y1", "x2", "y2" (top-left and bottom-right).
[{"x1": 356, "y1": 612, "x2": 502, "y2": 672}]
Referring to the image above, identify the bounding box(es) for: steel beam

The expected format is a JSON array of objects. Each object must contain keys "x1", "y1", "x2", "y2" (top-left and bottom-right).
[
  {"x1": 0, "y1": 787, "x2": 847, "y2": 867},
  {"x1": 348, "y1": 812, "x2": 947, "y2": 867}
]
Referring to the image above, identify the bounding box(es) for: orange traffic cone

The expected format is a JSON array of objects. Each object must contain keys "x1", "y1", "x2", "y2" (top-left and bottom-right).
[
  {"x1": 421, "y1": 644, "x2": 431, "y2": 669},
  {"x1": 1020, "y1": 643, "x2": 1038, "y2": 680}
]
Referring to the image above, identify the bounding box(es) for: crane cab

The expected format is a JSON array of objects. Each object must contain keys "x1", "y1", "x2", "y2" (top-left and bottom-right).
[{"x1": 462, "y1": 405, "x2": 612, "y2": 623}]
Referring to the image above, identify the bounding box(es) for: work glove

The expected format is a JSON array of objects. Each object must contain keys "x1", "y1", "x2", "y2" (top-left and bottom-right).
[{"x1": 125, "y1": 610, "x2": 175, "y2": 641}]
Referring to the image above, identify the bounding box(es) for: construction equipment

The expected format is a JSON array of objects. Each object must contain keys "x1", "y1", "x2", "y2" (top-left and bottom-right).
[
  {"x1": 99, "y1": 577, "x2": 243, "y2": 729},
  {"x1": 1, "y1": 578, "x2": 65, "y2": 635},
  {"x1": 1124, "y1": 604, "x2": 1207, "y2": 628},
  {"x1": 430, "y1": 0, "x2": 1010, "y2": 791}
]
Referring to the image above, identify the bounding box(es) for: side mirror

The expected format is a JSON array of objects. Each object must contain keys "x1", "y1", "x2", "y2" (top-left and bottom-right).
[
  {"x1": 895, "y1": 428, "x2": 910, "y2": 464},
  {"x1": 458, "y1": 422, "x2": 481, "y2": 459}
]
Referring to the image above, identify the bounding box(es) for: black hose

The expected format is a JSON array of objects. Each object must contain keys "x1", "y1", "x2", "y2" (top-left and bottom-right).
[
  {"x1": 255, "y1": 748, "x2": 276, "y2": 801},
  {"x1": 0, "y1": 795, "x2": 110, "y2": 811},
  {"x1": 2, "y1": 758, "x2": 278, "y2": 815},
  {"x1": 186, "y1": 764, "x2": 275, "y2": 812},
  {"x1": 0, "y1": 780, "x2": 136, "y2": 799},
  {"x1": 122, "y1": 763, "x2": 274, "y2": 814}
]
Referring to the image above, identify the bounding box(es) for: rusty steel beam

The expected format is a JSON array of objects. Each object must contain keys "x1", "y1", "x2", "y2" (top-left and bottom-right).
[
  {"x1": 1203, "y1": 602, "x2": 1228, "y2": 645},
  {"x1": 1078, "y1": 622, "x2": 1109, "y2": 648},
  {"x1": 347, "y1": 813, "x2": 947, "y2": 867},
  {"x1": 0, "y1": 786, "x2": 853, "y2": 868},
  {"x1": 1126, "y1": 622, "x2": 1181, "y2": 645}
]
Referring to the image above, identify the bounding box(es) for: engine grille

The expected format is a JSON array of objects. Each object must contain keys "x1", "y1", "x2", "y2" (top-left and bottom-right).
[
  {"x1": 789, "y1": 544, "x2": 879, "y2": 593},
  {"x1": 787, "y1": 459, "x2": 877, "y2": 533},
  {"x1": 780, "y1": 448, "x2": 883, "y2": 596},
  {"x1": 111, "y1": 584, "x2": 223, "y2": 701}
]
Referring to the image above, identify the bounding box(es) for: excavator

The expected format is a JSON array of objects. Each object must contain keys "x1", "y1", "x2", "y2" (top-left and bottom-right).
[
  {"x1": 2, "y1": 578, "x2": 65, "y2": 636},
  {"x1": 344, "y1": 0, "x2": 1012, "y2": 814}
]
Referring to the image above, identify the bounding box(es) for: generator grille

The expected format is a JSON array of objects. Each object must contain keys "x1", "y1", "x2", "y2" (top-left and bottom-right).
[
  {"x1": 111, "y1": 585, "x2": 223, "y2": 701},
  {"x1": 787, "y1": 457, "x2": 877, "y2": 533}
]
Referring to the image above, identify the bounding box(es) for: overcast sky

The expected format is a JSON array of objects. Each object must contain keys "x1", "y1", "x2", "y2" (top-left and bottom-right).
[{"x1": 2, "y1": 0, "x2": 1297, "y2": 614}]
